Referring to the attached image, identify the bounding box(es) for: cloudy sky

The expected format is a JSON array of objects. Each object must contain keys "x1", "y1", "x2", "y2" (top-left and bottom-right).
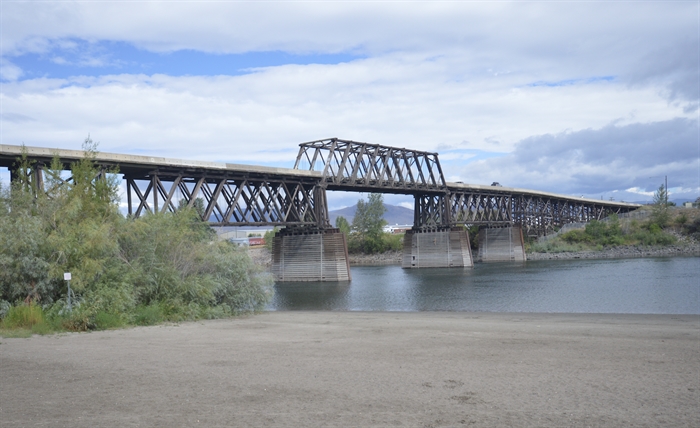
[{"x1": 1, "y1": 1, "x2": 698, "y2": 209}]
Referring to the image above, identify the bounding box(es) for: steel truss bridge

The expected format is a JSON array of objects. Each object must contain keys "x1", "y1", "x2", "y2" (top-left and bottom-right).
[{"x1": 0, "y1": 139, "x2": 640, "y2": 236}]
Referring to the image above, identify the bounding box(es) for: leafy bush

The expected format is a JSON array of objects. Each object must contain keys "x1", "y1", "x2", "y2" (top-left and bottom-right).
[
  {"x1": 561, "y1": 229, "x2": 591, "y2": 244},
  {"x1": 382, "y1": 233, "x2": 404, "y2": 252},
  {"x1": 684, "y1": 217, "x2": 700, "y2": 240},
  {"x1": 263, "y1": 228, "x2": 278, "y2": 251},
  {"x1": 94, "y1": 311, "x2": 125, "y2": 329},
  {"x1": 675, "y1": 213, "x2": 689, "y2": 226},
  {"x1": 133, "y1": 304, "x2": 163, "y2": 326}
]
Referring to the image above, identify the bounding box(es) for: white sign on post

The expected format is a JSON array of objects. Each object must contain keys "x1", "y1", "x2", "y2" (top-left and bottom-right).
[{"x1": 64, "y1": 272, "x2": 71, "y2": 281}]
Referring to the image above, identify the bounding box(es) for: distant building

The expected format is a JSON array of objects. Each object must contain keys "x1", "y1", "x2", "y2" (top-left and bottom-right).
[{"x1": 383, "y1": 224, "x2": 413, "y2": 234}]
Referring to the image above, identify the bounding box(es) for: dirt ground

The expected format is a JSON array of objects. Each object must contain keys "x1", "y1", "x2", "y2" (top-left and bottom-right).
[{"x1": 1, "y1": 311, "x2": 698, "y2": 427}]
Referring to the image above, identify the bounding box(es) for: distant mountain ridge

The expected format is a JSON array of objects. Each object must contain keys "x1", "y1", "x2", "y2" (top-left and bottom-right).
[{"x1": 329, "y1": 203, "x2": 414, "y2": 227}]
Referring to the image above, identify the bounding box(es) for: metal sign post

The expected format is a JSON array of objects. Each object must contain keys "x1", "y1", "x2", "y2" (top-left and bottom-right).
[{"x1": 64, "y1": 272, "x2": 72, "y2": 312}]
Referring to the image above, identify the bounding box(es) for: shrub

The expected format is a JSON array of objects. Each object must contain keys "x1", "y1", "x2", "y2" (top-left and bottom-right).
[
  {"x1": 382, "y1": 233, "x2": 404, "y2": 252},
  {"x1": 675, "y1": 213, "x2": 689, "y2": 226},
  {"x1": 2, "y1": 303, "x2": 45, "y2": 329},
  {"x1": 133, "y1": 304, "x2": 163, "y2": 326},
  {"x1": 561, "y1": 229, "x2": 590, "y2": 244},
  {"x1": 0, "y1": 142, "x2": 274, "y2": 333},
  {"x1": 94, "y1": 311, "x2": 125, "y2": 329}
]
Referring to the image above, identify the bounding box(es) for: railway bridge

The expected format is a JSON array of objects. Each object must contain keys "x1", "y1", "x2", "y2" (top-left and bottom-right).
[{"x1": 0, "y1": 140, "x2": 640, "y2": 281}]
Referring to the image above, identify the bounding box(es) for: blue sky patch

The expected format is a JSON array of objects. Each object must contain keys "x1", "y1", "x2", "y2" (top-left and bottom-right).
[
  {"x1": 6, "y1": 39, "x2": 364, "y2": 80},
  {"x1": 527, "y1": 75, "x2": 615, "y2": 87}
]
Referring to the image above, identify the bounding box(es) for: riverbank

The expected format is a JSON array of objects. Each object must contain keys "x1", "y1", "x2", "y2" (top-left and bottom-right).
[
  {"x1": 249, "y1": 243, "x2": 698, "y2": 268},
  {"x1": 2, "y1": 312, "x2": 697, "y2": 427},
  {"x1": 248, "y1": 247, "x2": 403, "y2": 267},
  {"x1": 526, "y1": 242, "x2": 700, "y2": 260}
]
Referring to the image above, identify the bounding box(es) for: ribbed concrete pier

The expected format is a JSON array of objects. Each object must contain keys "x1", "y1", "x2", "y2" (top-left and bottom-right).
[
  {"x1": 272, "y1": 229, "x2": 351, "y2": 282},
  {"x1": 402, "y1": 228, "x2": 473, "y2": 268},
  {"x1": 476, "y1": 226, "x2": 526, "y2": 262}
]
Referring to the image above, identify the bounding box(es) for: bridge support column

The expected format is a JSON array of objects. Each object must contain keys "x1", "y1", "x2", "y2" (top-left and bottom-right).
[
  {"x1": 272, "y1": 228, "x2": 351, "y2": 282},
  {"x1": 402, "y1": 228, "x2": 473, "y2": 269},
  {"x1": 476, "y1": 225, "x2": 526, "y2": 263}
]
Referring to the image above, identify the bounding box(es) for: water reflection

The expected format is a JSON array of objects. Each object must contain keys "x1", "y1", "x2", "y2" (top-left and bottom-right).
[{"x1": 269, "y1": 257, "x2": 699, "y2": 314}]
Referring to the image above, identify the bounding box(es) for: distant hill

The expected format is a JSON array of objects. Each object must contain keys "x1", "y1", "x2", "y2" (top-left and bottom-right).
[{"x1": 329, "y1": 203, "x2": 414, "y2": 227}]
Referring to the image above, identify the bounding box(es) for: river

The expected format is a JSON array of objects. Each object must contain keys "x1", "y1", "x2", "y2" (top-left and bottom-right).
[{"x1": 268, "y1": 256, "x2": 699, "y2": 314}]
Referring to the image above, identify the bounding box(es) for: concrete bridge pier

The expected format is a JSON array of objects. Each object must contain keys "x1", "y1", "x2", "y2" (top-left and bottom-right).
[
  {"x1": 271, "y1": 228, "x2": 351, "y2": 282},
  {"x1": 402, "y1": 228, "x2": 473, "y2": 269},
  {"x1": 476, "y1": 225, "x2": 526, "y2": 263}
]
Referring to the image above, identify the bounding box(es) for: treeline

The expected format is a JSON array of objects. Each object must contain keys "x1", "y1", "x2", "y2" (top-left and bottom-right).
[
  {"x1": 335, "y1": 193, "x2": 403, "y2": 254},
  {"x1": 0, "y1": 141, "x2": 272, "y2": 334}
]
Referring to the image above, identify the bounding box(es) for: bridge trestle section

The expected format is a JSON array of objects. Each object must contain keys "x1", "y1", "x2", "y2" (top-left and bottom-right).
[{"x1": 511, "y1": 195, "x2": 629, "y2": 237}]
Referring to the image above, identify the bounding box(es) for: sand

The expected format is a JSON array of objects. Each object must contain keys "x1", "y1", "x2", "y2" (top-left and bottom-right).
[{"x1": 1, "y1": 311, "x2": 698, "y2": 427}]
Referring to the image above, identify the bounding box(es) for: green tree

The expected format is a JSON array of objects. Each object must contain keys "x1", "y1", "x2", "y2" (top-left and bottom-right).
[
  {"x1": 335, "y1": 216, "x2": 351, "y2": 235},
  {"x1": 351, "y1": 194, "x2": 387, "y2": 253},
  {"x1": 263, "y1": 227, "x2": 278, "y2": 251},
  {"x1": 177, "y1": 197, "x2": 206, "y2": 219},
  {"x1": 0, "y1": 182, "x2": 52, "y2": 304},
  {"x1": 352, "y1": 194, "x2": 386, "y2": 237},
  {"x1": 650, "y1": 184, "x2": 670, "y2": 228}
]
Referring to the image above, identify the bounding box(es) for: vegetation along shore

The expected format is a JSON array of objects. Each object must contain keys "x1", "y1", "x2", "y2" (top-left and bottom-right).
[{"x1": 1, "y1": 142, "x2": 273, "y2": 336}]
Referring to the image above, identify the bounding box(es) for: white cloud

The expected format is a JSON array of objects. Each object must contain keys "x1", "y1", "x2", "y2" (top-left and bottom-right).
[
  {"x1": 1, "y1": 1, "x2": 697, "y2": 202},
  {"x1": 0, "y1": 58, "x2": 23, "y2": 81},
  {"x1": 459, "y1": 118, "x2": 699, "y2": 201},
  {"x1": 0, "y1": 56, "x2": 689, "y2": 162}
]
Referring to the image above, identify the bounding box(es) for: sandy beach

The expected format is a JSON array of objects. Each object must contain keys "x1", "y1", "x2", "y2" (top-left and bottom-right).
[{"x1": 1, "y1": 311, "x2": 698, "y2": 427}]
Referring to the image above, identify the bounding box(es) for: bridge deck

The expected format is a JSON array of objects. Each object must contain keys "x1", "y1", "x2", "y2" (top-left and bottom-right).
[{"x1": 0, "y1": 144, "x2": 321, "y2": 181}]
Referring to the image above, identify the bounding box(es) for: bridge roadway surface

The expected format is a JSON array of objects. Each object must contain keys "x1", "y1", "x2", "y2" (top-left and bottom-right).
[{"x1": 0, "y1": 143, "x2": 641, "y2": 233}]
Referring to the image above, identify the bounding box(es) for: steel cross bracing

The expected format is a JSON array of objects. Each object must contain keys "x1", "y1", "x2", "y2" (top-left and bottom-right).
[
  {"x1": 413, "y1": 189, "x2": 639, "y2": 235},
  {"x1": 124, "y1": 172, "x2": 330, "y2": 228},
  {"x1": 294, "y1": 138, "x2": 446, "y2": 193}
]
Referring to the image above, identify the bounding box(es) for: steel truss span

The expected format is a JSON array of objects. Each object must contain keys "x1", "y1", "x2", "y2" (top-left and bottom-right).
[
  {"x1": 125, "y1": 173, "x2": 330, "y2": 228},
  {"x1": 294, "y1": 138, "x2": 446, "y2": 193}
]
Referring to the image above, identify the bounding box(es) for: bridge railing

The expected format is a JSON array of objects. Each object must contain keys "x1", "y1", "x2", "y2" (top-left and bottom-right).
[{"x1": 294, "y1": 138, "x2": 446, "y2": 192}]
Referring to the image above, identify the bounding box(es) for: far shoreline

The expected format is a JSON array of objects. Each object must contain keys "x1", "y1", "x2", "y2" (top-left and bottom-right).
[{"x1": 249, "y1": 243, "x2": 699, "y2": 268}]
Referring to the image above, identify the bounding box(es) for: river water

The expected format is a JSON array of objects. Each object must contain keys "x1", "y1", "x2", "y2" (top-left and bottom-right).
[{"x1": 268, "y1": 256, "x2": 699, "y2": 314}]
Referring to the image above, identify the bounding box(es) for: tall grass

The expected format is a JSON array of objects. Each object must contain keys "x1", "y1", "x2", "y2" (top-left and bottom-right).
[{"x1": 2, "y1": 303, "x2": 44, "y2": 328}]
